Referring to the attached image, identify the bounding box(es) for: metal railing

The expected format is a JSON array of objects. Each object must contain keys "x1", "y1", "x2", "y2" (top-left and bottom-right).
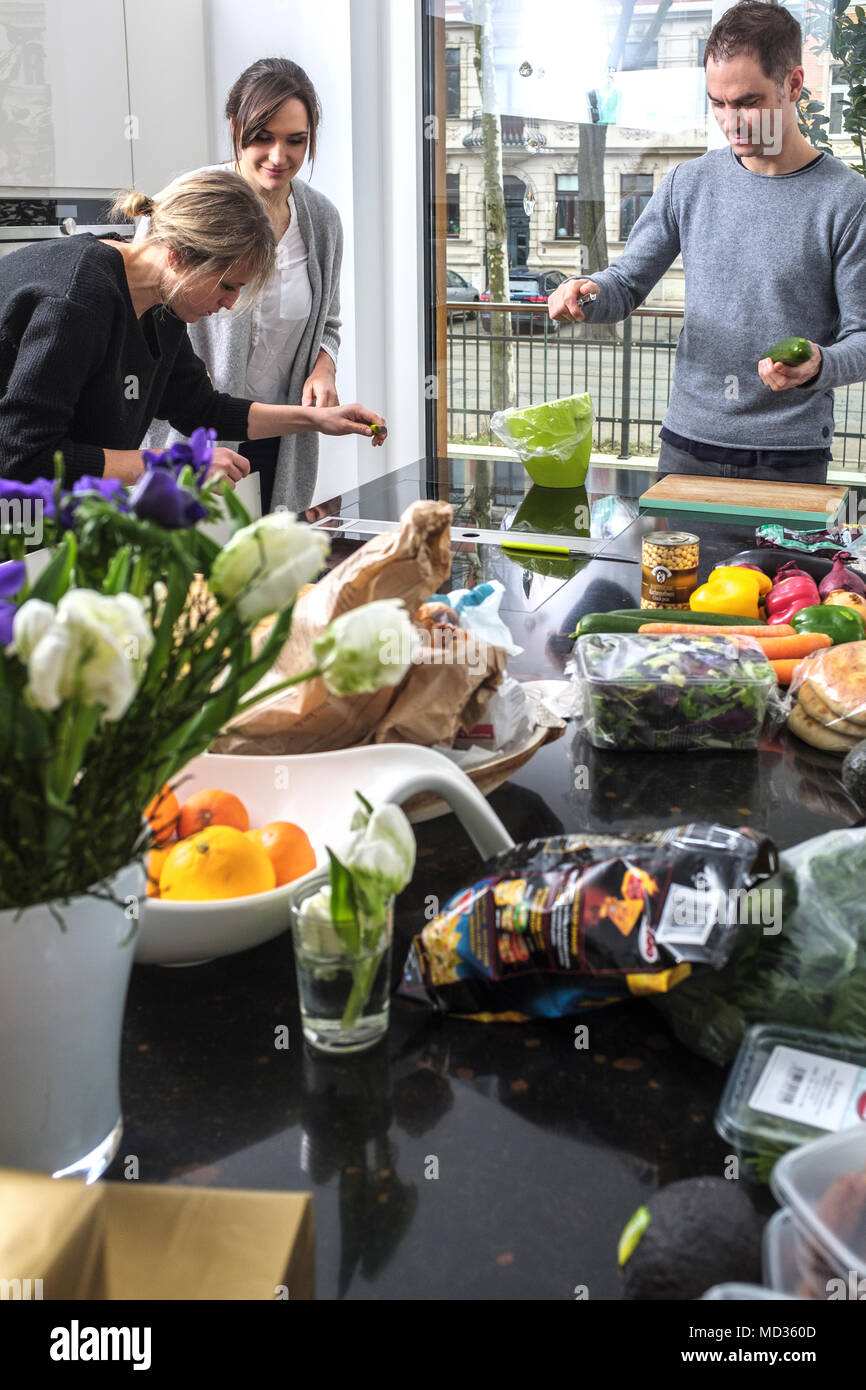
[{"x1": 445, "y1": 302, "x2": 866, "y2": 470}]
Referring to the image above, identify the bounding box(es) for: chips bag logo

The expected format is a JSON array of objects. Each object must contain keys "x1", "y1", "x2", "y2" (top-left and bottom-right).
[{"x1": 599, "y1": 865, "x2": 660, "y2": 938}]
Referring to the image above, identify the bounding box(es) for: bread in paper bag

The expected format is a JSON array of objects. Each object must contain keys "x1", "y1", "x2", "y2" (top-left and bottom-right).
[{"x1": 211, "y1": 500, "x2": 504, "y2": 754}]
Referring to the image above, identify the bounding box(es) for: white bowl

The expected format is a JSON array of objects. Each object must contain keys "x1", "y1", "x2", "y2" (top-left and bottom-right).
[{"x1": 137, "y1": 743, "x2": 513, "y2": 966}]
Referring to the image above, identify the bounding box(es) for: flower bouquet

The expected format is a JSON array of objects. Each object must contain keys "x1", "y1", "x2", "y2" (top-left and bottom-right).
[
  {"x1": 0, "y1": 430, "x2": 417, "y2": 1176},
  {"x1": 0, "y1": 431, "x2": 418, "y2": 911}
]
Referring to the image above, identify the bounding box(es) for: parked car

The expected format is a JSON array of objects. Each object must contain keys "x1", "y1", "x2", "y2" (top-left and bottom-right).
[
  {"x1": 480, "y1": 267, "x2": 570, "y2": 333},
  {"x1": 445, "y1": 268, "x2": 480, "y2": 319}
]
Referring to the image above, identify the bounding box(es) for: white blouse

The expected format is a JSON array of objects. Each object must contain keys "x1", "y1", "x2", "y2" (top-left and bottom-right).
[{"x1": 245, "y1": 192, "x2": 322, "y2": 404}]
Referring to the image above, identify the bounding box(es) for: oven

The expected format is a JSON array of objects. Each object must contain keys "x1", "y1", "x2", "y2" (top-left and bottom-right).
[{"x1": 0, "y1": 196, "x2": 134, "y2": 257}]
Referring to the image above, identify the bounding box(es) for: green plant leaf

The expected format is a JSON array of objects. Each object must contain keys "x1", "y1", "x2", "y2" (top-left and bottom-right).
[
  {"x1": 101, "y1": 544, "x2": 132, "y2": 596},
  {"x1": 29, "y1": 531, "x2": 76, "y2": 603},
  {"x1": 218, "y1": 480, "x2": 253, "y2": 535}
]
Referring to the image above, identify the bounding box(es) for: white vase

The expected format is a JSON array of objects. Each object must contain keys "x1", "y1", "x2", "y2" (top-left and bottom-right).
[{"x1": 0, "y1": 861, "x2": 143, "y2": 1182}]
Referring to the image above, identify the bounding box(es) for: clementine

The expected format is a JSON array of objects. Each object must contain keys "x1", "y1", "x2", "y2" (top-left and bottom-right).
[
  {"x1": 146, "y1": 844, "x2": 172, "y2": 898},
  {"x1": 177, "y1": 788, "x2": 250, "y2": 839},
  {"x1": 159, "y1": 826, "x2": 276, "y2": 901},
  {"x1": 246, "y1": 822, "x2": 316, "y2": 887},
  {"x1": 144, "y1": 785, "x2": 180, "y2": 844}
]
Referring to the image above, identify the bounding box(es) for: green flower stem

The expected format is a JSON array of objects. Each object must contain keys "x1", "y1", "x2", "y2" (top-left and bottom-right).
[
  {"x1": 231, "y1": 665, "x2": 322, "y2": 718},
  {"x1": 49, "y1": 700, "x2": 102, "y2": 804},
  {"x1": 340, "y1": 948, "x2": 386, "y2": 1030}
]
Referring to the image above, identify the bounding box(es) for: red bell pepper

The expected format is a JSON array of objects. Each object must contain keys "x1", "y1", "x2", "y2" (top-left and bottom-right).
[{"x1": 765, "y1": 561, "x2": 820, "y2": 624}]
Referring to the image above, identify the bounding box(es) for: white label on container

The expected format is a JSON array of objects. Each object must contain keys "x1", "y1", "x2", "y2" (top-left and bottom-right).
[
  {"x1": 748, "y1": 1045, "x2": 866, "y2": 1132},
  {"x1": 655, "y1": 884, "x2": 727, "y2": 951}
]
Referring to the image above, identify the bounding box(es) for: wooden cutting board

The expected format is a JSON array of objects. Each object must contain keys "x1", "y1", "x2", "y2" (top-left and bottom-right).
[{"x1": 639, "y1": 474, "x2": 848, "y2": 526}]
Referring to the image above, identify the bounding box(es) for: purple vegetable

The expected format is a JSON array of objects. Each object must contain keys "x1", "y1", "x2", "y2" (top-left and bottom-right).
[{"x1": 818, "y1": 552, "x2": 866, "y2": 601}]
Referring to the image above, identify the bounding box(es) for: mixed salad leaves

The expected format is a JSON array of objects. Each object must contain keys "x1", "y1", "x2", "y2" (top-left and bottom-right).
[{"x1": 576, "y1": 633, "x2": 776, "y2": 752}]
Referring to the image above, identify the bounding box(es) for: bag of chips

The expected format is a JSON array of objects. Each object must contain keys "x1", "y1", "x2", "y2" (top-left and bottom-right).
[{"x1": 400, "y1": 824, "x2": 777, "y2": 1021}]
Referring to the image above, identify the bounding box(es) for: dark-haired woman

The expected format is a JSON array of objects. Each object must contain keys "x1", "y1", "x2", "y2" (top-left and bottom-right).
[{"x1": 141, "y1": 58, "x2": 345, "y2": 514}]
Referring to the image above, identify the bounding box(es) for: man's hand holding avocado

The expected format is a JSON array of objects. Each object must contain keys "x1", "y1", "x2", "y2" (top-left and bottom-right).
[
  {"x1": 548, "y1": 277, "x2": 601, "y2": 324},
  {"x1": 757, "y1": 335, "x2": 822, "y2": 392}
]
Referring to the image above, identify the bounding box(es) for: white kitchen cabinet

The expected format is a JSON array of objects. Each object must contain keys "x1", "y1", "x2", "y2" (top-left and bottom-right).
[
  {"x1": 1, "y1": 0, "x2": 131, "y2": 190},
  {"x1": 124, "y1": 0, "x2": 209, "y2": 193},
  {"x1": 0, "y1": 0, "x2": 208, "y2": 195}
]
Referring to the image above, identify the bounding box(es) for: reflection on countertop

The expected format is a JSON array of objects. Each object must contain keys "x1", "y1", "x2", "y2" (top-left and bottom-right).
[{"x1": 107, "y1": 456, "x2": 864, "y2": 1300}]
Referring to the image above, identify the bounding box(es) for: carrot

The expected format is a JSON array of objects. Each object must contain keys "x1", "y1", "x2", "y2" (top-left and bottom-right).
[
  {"x1": 636, "y1": 623, "x2": 791, "y2": 636},
  {"x1": 735, "y1": 632, "x2": 832, "y2": 660},
  {"x1": 771, "y1": 659, "x2": 804, "y2": 686}
]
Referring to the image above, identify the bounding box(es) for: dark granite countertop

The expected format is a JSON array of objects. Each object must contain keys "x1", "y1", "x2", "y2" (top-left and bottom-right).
[{"x1": 107, "y1": 458, "x2": 865, "y2": 1300}]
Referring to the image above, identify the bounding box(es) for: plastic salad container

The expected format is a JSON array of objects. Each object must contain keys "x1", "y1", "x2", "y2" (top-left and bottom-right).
[
  {"x1": 762, "y1": 1208, "x2": 814, "y2": 1299},
  {"x1": 771, "y1": 1125, "x2": 866, "y2": 1298},
  {"x1": 701, "y1": 1281, "x2": 801, "y2": 1301},
  {"x1": 490, "y1": 393, "x2": 593, "y2": 489},
  {"x1": 572, "y1": 633, "x2": 775, "y2": 752},
  {"x1": 716, "y1": 1023, "x2": 866, "y2": 1185}
]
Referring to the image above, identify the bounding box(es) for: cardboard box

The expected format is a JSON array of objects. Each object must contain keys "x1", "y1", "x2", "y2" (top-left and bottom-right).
[{"x1": 0, "y1": 1169, "x2": 314, "y2": 1300}]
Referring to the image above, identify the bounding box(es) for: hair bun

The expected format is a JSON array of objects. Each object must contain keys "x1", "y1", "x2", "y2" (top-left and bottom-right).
[{"x1": 111, "y1": 189, "x2": 154, "y2": 221}]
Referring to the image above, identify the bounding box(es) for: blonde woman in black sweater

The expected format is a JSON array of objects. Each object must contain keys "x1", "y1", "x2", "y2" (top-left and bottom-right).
[{"x1": 0, "y1": 169, "x2": 385, "y2": 486}]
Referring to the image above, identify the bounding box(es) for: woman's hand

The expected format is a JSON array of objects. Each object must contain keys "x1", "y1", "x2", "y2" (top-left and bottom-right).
[
  {"x1": 302, "y1": 353, "x2": 339, "y2": 407},
  {"x1": 313, "y1": 404, "x2": 387, "y2": 444},
  {"x1": 758, "y1": 344, "x2": 822, "y2": 392},
  {"x1": 206, "y1": 447, "x2": 251, "y2": 487}
]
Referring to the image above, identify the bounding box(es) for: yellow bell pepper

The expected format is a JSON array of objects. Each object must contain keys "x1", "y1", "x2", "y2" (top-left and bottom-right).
[
  {"x1": 689, "y1": 568, "x2": 763, "y2": 619},
  {"x1": 711, "y1": 565, "x2": 772, "y2": 597}
]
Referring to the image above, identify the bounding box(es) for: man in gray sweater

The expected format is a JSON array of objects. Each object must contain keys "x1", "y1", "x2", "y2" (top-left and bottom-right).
[{"x1": 548, "y1": 0, "x2": 866, "y2": 484}]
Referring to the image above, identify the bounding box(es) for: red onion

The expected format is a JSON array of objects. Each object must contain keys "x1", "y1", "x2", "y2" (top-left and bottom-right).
[
  {"x1": 818, "y1": 552, "x2": 866, "y2": 600},
  {"x1": 773, "y1": 560, "x2": 814, "y2": 584}
]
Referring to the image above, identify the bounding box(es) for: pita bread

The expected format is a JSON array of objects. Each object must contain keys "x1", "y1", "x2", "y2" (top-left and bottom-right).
[
  {"x1": 798, "y1": 681, "x2": 866, "y2": 739},
  {"x1": 788, "y1": 701, "x2": 862, "y2": 754},
  {"x1": 801, "y1": 642, "x2": 866, "y2": 722}
]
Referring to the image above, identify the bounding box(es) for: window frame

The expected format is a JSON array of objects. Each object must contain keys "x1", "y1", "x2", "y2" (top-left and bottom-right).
[
  {"x1": 619, "y1": 172, "x2": 653, "y2": 241},
  {"x1": 446, "y1": 170, "x2": 460, "y2": 237},
  {"x1": 554, "y1": 173, "x2": 580, "y2": 240},
  {"x1": 445, "y1": 45, "x2": 460, "y2": 117}
]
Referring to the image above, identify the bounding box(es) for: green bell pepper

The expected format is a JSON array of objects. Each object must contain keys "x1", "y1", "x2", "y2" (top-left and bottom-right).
[{"x1": 791, "y1": 604, "x2": 866, "y2": 644}]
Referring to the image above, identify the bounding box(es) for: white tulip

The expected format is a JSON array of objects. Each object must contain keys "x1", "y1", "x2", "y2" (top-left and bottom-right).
[
  {"x1": 12, "y1": 590, "x2": 154, "y2": 721},
  {"x1": 9, "y1": 598, "x2": 55, "y2": 659},
  {"x1": 295, "y1": 886, "x2": 348, "y2": 957},
  {"x1": 211, "y1": 511, "x2": 330, "y2": 624},
  {"x1": 312, "y1": 599, "x2": 420, "y2": 697},
  {"x1": 345, "y1": 802, "x2": 416, "y2": 893}
]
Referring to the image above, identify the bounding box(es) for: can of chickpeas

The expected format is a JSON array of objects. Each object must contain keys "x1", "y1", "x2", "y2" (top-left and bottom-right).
[{"x1": 641, "y1": 532, "x2": 700, "y2": 609}]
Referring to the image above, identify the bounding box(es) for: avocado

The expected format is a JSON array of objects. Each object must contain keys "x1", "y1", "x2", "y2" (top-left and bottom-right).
[
  {"x1": 619, "y1": 1176, "x2": 762, "y2": 1300},
  {"x1": 764, "y1": 336, "x2": 812, "y2": 366},
  {"x1": 841, "y1": 739, "x2": 866, "y2": 808}
]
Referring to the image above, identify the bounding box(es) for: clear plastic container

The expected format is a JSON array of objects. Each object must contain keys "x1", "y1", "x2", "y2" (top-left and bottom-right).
[
  {"x1": 701, "y1": 1281, "x2": 801, "y2": 1301},
  {"x1": 763, "y1": 1208, "x2": 819, "y2": 1299},
  {"x1": 716, "y1": 1023, "x2": 866, "y2": 1185},
  {"x1": 572, "y1": 633, "x2": 775, "y2": 752},
  {"x1": 771, "y1": 1126, "x2": 866, "y2": 1297}
]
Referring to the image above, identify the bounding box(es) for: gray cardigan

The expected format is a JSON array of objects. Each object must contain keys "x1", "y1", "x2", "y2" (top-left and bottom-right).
[{"x1": 141, "y1": 176, "x2": 343, "y2": 511}]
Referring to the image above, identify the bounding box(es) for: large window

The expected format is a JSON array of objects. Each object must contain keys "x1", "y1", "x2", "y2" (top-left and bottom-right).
[
  {"x1": 620, "y1": 173, "x2": 653, "y2": 240},
  {"x1": 446, "y1": 172, "x2": 460, "y2": 236},
  {"x1": 445, "y1": 46, "x2": 460, "y2": 116},
  {"x1": 555, "y1": 174, "x2": 579, "y2": 239},
  {"x1": 424, "y1": 1, "x2": 849, "y2": 461}
]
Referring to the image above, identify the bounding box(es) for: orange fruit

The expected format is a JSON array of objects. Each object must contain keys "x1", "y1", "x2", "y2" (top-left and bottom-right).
[
  {"x1": 144, "y1": 785, "x2": 180, "y2": 845},
  {"x1": 159, "y1": 826, "x2": 276, "y2": 901},
  {"x1": 246, "y1": 822, "x2": 316, "y2": 887},
  {"x1": 146, "y1": 844, "x2": 172, "y2": 898},
  {"x1": 177, "y1": 788, "x2": 250, "y2": 839}
]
